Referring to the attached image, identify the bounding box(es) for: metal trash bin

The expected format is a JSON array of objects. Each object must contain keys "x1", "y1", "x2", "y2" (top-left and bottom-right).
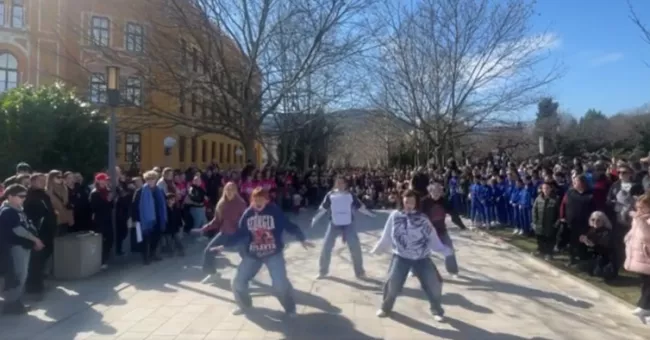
[{"x1": 53, "y1": 231, "x2": 102, "y2": 280}]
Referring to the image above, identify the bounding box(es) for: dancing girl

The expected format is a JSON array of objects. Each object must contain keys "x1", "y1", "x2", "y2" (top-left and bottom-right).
[
  {"x1": 211, "y1": 187, "x2": 313, "y2": 316},
  {"x1": 311, "y1": 176, "x2": 375, "y2": 279},
  {"x1": 371, "y1": 190, "x2": 452, "y2": 321}
]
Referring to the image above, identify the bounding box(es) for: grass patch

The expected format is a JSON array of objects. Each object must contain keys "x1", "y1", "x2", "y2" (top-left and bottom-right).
[{"x1": 486, "y1": 227, "x2": 642, "y2": 306}]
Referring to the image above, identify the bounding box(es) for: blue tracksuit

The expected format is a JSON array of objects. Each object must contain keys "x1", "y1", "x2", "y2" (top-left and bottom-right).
[
  {"x1": 483, "y1": 185, "x2": 495, "y2": 223},
  {"x1": 470, "y1": 183, "x2": 484, "y2": 223},
  {"x1": 507, "y1": 181, "x2": 519, "y2": 227},
  {"x1": 494, "y1": 182, "x2": 507, "y2": 224},
  {"x1": 517, "y1": 186, "x2": 533, "y2": 232},
  {"x1": 448, "y1": 176, "x2": 463, "y2": 215}
]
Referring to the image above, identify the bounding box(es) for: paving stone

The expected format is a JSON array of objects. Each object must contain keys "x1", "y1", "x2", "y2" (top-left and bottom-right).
[{"x1": 1, "y1": 213, "x2": 649, "y2": 339}]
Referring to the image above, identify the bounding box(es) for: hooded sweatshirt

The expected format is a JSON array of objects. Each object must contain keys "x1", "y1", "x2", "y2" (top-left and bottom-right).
[
  {"x1": 219, "y1": 203, "x2": 306, "y2": 258},
  {"x1": 372, "y1": 210, "x2": 452, "y2": 260}
]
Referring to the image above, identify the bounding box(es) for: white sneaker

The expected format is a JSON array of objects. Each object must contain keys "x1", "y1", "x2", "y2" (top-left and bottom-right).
[
  {"x1": 433, "y1": 315, "x2": 444, "y2": 322},
  {"x1": 633, "y1": 307, "x2": 650, "y2": 316},
  {"x1": 376, "y1": 309, "x2": 388, "y2": 318},
  {"x1": 517, "y1": 229, "x2": 524, "y2": 235},
  {"x1": 315, "y1": 273, "x2": 326, "y2": 280},
  {"x1": 451, "y1": 274, "x2": 459, "y2": 280},
  {"x1": 512, "y1": 229, "x2": 519, "y2": 235}
]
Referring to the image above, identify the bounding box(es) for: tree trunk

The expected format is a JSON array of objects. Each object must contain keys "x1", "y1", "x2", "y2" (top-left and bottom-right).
[
  {"x1": 242, "y1": 137, "x2": 257, "y2": 167},
  {"x1": 303, "y1": 146, "x2": 311, "y2": 172}
]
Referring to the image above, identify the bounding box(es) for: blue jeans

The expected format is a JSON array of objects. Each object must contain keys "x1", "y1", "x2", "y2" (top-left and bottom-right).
[
  {"x1": 382, "y1": 255, "x2": 444, "y2": 315},
  {"x1": 2, "y1": 246, "x2": 31, "y2": 303},
  {"x1": 440, "y1": 233, "x2": 458, "y2": 275},
  {"x1": 231, "y1": 252, "x2": 296, "y2": 313},
  {"x1": 189, "y1": 207, "x2": 207, "y2": 230},
  {"x1": 319, "y1": 223, "x2": 364, "y2": 276}
]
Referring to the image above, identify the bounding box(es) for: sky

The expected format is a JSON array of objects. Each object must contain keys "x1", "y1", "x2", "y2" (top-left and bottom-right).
[{"x1": 531, "y1": 0, "x2": 650, "y2": 118}]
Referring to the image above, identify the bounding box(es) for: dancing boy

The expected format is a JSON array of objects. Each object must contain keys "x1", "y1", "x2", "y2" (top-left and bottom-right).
[
  {"x1": 311, "y1": 176, "x2": 375, "y2": 279},
  {"x1": 212, "y1": 187, "x2": 313, "y2": 316}
]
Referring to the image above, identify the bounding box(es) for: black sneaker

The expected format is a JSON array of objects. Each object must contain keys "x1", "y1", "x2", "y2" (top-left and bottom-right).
[{"x1": 2, "y1": 302, "x2": 31, "y2": 315}]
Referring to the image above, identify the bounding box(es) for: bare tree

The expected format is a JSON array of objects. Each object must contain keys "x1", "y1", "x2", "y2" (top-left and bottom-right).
[
  {"x1": 630, "y1": 1, "x2": 650, "y2": 47},
  {"x1": 59, "y1": 0, "x2": 374, "y2": 164},
  {"x1": 366, "y1": 0, "x2": 560, "y2": 164}
]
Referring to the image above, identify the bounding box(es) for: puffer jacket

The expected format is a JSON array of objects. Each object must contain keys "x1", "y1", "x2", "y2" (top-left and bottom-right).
[{"x1": 624, "y1": 213, "x2": 650, "y2": 275}]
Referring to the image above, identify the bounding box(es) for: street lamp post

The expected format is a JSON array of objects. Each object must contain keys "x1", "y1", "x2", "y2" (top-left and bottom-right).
[
  {"x1": 106, "y1": 66, "x2": 120, "y2": 193},
  {"x1": 106, "y1": 66, "x2": 120, "y2": 238}
]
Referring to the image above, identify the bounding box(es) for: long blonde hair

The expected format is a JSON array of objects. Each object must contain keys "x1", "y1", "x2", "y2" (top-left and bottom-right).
[{"x1": 215, "y1": 181, "x2": 244, "y2": 218}]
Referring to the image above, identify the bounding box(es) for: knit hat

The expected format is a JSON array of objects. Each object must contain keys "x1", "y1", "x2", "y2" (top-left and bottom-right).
[{"x1": 95, "y1": 173, "x2": 109, "y2": 181}]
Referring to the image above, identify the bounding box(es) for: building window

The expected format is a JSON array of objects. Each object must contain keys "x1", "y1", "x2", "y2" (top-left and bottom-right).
[
  {"x1": 125, "y1": 22, "x2": 144, "y2": 53},
  {"x1": 89, "y1": 73, "x2": 107, "y2": 104},
  {"x1": 90, "y1": 16, "x2": 110, "y2": 47},
  {"x1": 219, "y1": 143, "x2": 224, "y2": 164},
  {"x1": 178, "y1": 136, "x2": 186, "y2": 162},
  {"x1": 180, "y1": 39, "x2": 187, "y2": 65},
  {"x1": 125, "y1": 133, "x2": 141, "y2": 162},
  {"x1": 0, "y1": 53, "x2": 18, "y2": 93},
  {"x1": 202, "y1": 102, "x2": 208, "y2": 119},
  {"x1": 226, "y1": 144, "x2": 231, "y2": 163},
  {"x1": 191, "y1": 93, "x2": 197, "y2": 116},
  {"x1": 125, "y1": 77, "x2": 142, "y2": 106},
  {"x1": 191, "y1": 137, "x2": 197, "y2": 162},
  {"x1": 201, "y1": 140, "x2": 207, "y2": 163},
  {"x1": 0, "y1": 1, "x2": 6, "y2": 27},
  {"x1": 191, "y1": 47, "x2": 198, "y2": 72},
  {"x1": 211, "y1": 141, "x2": 216, "y2": 161},
  {"x1": 11, "y1": 0, "x2": 23, "y2": 28},
  {"x1": 179, "y1": 88, "x2": 185, "y2": 114}
]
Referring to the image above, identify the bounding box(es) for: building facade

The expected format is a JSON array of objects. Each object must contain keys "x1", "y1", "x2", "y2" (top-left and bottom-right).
[{"x1": 0, "y1": 0, "x2": 260, "y2": 171}]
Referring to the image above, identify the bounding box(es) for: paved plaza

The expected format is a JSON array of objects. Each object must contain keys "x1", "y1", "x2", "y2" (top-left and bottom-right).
[{"x1": 1, "y1": 210, "x2": 649, "y2": 339}]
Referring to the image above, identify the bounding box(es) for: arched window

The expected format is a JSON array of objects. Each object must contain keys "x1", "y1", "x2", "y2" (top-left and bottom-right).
[{"x1": 0, "y1": 53, "x2": 18, "y2": 93}]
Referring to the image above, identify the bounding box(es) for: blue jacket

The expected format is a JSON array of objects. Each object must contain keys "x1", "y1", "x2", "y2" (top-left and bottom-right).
[
  {"x1": 220, "y1": 203, "x2": 306, "y2": 258},
  {"x1": 509, "y1": 184, "x2": 520, "y2": 205},
  {"x1": 448, "y1": 177, "x2": 460, "y2": 196},
  {"x1": 526, "y1": 184, "x2": 538, "y2": 201},
  {"x1": 493, "y1": 184, "x2": 504, "y2": 204},
  {"x1": 470, "y1": 183, "x2": 482, "y2": 204},
  {"x1": 518, "y1": 187, "x2": 532, "y2": 208},
  {"x1": 482, "y1": 185, "x2": 494, "y2": 205}
]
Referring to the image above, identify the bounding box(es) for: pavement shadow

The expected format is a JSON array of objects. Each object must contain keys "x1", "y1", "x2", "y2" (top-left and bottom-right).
[
  {"x1": 198, "y1": 272, "x2": 341, "y2": 314},
  {"x1": 242, "y1": 306, "x2": 382, "y2": 340},
  {"x1": 390, "y1": 312, "x2": 553, "y2": 340},
  {"x1": 325, "y1": 276, "x2": 493, "y2": 314},
  {"x1": 451, "y1": 277, "x2": 593, "y2": 309}
]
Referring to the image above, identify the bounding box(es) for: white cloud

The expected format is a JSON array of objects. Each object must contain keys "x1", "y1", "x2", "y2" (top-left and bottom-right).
[{"x1": 589, "y1": 52, "x2": 624, "y2": 67}]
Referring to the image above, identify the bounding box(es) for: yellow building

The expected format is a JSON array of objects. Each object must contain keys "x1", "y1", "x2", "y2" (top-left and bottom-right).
[{"x1": 0, "y1": 0, "x2": 260, "y2": 171}]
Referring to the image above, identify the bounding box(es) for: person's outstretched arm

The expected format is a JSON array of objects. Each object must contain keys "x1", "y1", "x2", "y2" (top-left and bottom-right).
[{"x1": 371, "y1": 210, "x2": 396, "y2": 254}]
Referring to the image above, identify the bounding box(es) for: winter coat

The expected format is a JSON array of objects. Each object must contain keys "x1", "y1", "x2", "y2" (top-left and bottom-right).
[
  {"x1": 624, "y1": 213, "x2": 650, "y2": 275},
  {"x1": 532, "y1": 194, "x2": 560, "y2": 237},
  {"x1": 561, "y1": 188, "x2": 593, "y2": 233},
  {"x1": 47, "y1": 184, "x2": 75, "y2": 226}
]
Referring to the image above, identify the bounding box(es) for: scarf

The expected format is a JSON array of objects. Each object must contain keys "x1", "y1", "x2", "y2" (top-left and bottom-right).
[{"x1": 138, "y1": 185, "x2": 167, "y2": 233}]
